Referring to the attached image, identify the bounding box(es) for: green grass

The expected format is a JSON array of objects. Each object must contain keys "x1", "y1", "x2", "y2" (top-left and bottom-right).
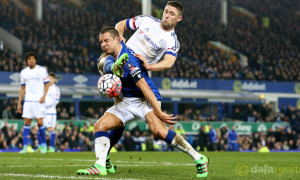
[{"x1": 0, "y1": 151, "x2": 299, "y2": 179}]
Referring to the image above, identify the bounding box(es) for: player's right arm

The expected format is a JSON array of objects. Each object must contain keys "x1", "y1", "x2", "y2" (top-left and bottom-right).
[
  {"x1": 18, "y1": 72, "x2": 26, "y2": 113},
  {"x1": 126, "y1": 61, "x2": 176, "y2": 124},
  {"x1": 136, "y1": 76, "x2": 176, "y2": 125},
  {"x1": 115, "y1": 19, "x2": 127, "y2": 42}
]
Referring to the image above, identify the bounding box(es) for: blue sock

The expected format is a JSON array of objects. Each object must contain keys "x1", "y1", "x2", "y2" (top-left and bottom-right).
[
  {"x1": 39, "y1": 126, "x2": 46, "y2": 147},
  {"x1": 22, "y1": 125, "x2": 30, "y2": 149},
  {"x1": 95, "y1": 131, "x2": 109, "y2": 138},
  {"x1": 165, "y1": 130, "x2": 177, "y2": 144},
  {"x1": 107, "y1": 127, "x2": 125, "y2": 155},
  {"x1": 36, "y1": 131, "x2": 42, "y2": 147},
  {"x1": 50, "y1": 131, "x2": 56, "y2": 148}
]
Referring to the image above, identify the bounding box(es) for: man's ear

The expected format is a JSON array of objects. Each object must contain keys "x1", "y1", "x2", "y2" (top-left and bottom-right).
[
  {"x1": 116, "y1": 36, "x2": 121, "y2": 43},
  {"x1": 177, "y1": 16, "x2": 182, "y2": 22}
]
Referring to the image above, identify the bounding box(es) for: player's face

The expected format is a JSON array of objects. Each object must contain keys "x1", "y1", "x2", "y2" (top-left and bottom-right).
[
  {"x1": 49, "y1": 76, "x2": 55, "y2": 85},
  {"x1": 27, "y1": 56, "x2": 36, "y2": 68},
  {"x1": 161, "y1": 5, "x2": 182, "y2": 30},
  {"x1": 99, "y1": 32, "x2": 119, "y2": 54}
]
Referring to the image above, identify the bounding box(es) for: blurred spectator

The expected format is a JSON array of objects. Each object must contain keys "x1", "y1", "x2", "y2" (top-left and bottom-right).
[
  {"x1": 208, "y1": 124, "x2": 218, "y2": 151},
  {"x1": 227, "y1": 126, "x2": 238, "y2": 151},
  {"x1": 123, "y1": 131, "x2": 134, "y2": 151},
  {"x1": 2, "y1": 105, "x2": 14, "y2": 119}
]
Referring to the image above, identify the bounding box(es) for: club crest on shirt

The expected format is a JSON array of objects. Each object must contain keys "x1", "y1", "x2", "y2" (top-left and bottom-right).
[{"x1": 159, "y1": 39, "x2": 166, "y2": 46}]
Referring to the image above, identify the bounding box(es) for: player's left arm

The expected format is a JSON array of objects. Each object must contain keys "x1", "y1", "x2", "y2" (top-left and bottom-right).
[
  {"x1": 135, "y1": 53, "x2": 176, "y2": 71},
  {"x1": 40, "y1": 69, "x2": 50, "y2": 103},
  {"x1": 136, "y1": 78, "x2": 176, "y2": 124},
  {"x1": 128, "y1": 62, "x2": 176, "y2": 124},
  {"x1": 41, "y1": 83, "x2": 49, "y2": 103},
  {"x1": 46, "y1": 87, "x2": 60, "y2": 108}
]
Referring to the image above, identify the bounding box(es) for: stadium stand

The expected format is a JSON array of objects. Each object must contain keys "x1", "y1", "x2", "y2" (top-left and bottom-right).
[{"x1": 1, "y1": 0, "x2": 299, "y2": 80}]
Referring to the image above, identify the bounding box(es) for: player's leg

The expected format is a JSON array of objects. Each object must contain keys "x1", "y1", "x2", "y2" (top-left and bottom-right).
[
  {"x1": 77, "y1": 112, "x2": 124, "y2": 175},
  {"x1": 19, "y1": 102, "x2": 32, "y2": 153},
  {"x1": 48, "y1": 127, "x2": 56, "y2": 152},
  {"x1": 111, "y1": 53, "x2": 129, "y2": 77},
  {"x1": 36, "y1": 125, "x2": 42, "y2": 152},
  {"x1": 19, "y1": 118, "x2": 32, "y2": 153},
  {"x1": 106, "y1": 127, "x2": 125, "y2": 173},
  {"x1": 145, "y1": 112, "x2": 208, "y2": 178},
  {"x1": 34, "y1": 102, "x2": 47, "y2": 153},
  {"x1": 46, "y1": 115, "x2": 56, "y2": 152},
  {"x1": 36, "y1": 118, "x2": 47, "y2": 153}
]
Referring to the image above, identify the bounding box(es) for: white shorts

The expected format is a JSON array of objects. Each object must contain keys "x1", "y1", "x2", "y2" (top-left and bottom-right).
[
  {"x1": 106, "y1": 97, "x2": 160, "y2": 126},
  {"x1": 43, "y1": 114, "x2": 57, "y2": 128},
  {"x1": 22, "y1": 101, "x2": 46, "y2": 119}
]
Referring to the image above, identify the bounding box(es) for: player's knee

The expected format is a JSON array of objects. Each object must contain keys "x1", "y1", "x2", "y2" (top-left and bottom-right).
[
  {"x1": 154, "y1": 128, "x2": 168, "y2": 140},
  {"x1": 94, "y1": 120, "x2": 109, "y2": 132},
  {"x1": 24, "y1": 119, "x2": 31, "y2": 125}
]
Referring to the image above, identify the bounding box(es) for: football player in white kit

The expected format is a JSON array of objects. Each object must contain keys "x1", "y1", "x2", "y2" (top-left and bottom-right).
[
  {"x1": 105, "y1": 1, "x2": 210, "y2": 178},
  {"x1": 115, "y1": 1, "x2": 182, "y2": 71},
  {"x1": 43, "y1": 72, "x2": 60, "y2": 152},
  {"x1": 17, "y1": 52, "x2": 49, "y2": 154}
]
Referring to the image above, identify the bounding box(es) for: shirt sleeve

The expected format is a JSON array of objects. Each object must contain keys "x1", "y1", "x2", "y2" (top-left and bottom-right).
[
  {"x1": 56, "y1": 87, "x2": 60, "y2": 102},
  {"x1": 103, "y1": 55, "x2": 115, "y2": 74},
  {"x1": 125, "y1": 15, "x2": 148, "y2": 30},
  {"x1": 43, "y1": 67, "x2": 49, "y2": 84},
  {"x1": 165, "y1": 33, "x2": 180, "y2": 58}
]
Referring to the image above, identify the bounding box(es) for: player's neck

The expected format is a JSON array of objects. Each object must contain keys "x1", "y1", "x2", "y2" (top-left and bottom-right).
[
  {"x1": 159, "y1": 23, "x2": 174, "y2": 32},
  {"x1": 28, "y1": 65, "x2": 36, "y2": 69},
  {"x1": 113, "y1": 44, "x2": 122, "y2": 59}
]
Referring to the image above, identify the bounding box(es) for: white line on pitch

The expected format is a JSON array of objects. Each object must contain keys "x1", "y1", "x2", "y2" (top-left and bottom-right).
[
  {"x1": 2, "y1": 163, "x2": 194, "y2": 168},
  {"x1": 4, "y1": 158, "x2": 194, "y2": 165},
  {"x1": 0, "y1": 173, "x2": 139, "y2": 180}
]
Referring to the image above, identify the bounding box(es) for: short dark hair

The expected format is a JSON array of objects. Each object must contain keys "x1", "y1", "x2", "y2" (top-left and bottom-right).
[
  {"x1": 48, "y1": 72, "x2": 56, "y2": 78},
  {"x1": 25, "y1": 51, "x2": 37, "y2": 63},
  {"x1": 99, "y1": 27, "x2": 119, "y2": 39},
  {"x1": 167, "y1": 1, "x2": 184, "y2": 16}
]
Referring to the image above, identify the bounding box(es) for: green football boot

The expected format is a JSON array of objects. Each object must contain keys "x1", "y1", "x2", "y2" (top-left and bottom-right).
[
  {"x1": 195, "y1": 155, "x2": 209, "y2": 178},
  {"x1": 106, "y1": 156, "x2": 116, "y2": 173},
  {"x1": 19, "y1": 147, "x2": 28, "y2": 154},
  {"x1": 35, "y1": 146, "x2": 42, "y2": 153},
  {"x1": 47, "y1": 147, "x2": 55, "y2": 152},
  {"x1": 40, "y1": 146, "x2": 47, "y2": 154},
  {"x1": 77, "y1": 164, "x2": 107, "y2": 175},
  {"x1": 111, "y1": 53, "x2": 129, "y2": 77}
]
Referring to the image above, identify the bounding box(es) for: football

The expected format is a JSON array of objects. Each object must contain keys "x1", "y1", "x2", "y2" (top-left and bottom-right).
[{"x1": 97, "y1": 74, "x2": 122, "y2": 98}]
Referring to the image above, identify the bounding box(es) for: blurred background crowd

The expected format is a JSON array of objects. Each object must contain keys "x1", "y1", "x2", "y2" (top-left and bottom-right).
[
  {"x1": 1, "y1": 121, "x2": 300, "y2": 152},
  {"x1": 0, "y1": 0, "x2": 299, "y2": 81}
]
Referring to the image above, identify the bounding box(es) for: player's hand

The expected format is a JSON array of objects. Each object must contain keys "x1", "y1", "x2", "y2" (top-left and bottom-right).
[
  {"x1": 156, "y1": 112, "x2": 177, "y2": 125},
  {"x1": 134, "y1": 54, "x2": 150, "y2": 70},
  {"x1": 40, "y1": 95, "x2": 46, "y2": 103},
  {"x1": 17, "y1": 103, "x2": 22, "y2": 114},
  {"x1": 120, "y1": 36, "x2": 126, "y2": 43}
]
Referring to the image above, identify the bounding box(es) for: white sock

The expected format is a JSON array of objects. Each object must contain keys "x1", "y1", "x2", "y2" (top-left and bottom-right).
[
  {"x1": 171, "y1": 134, "x2": 201, "y2": 161},
  {"x1": 95, "y1": 136, "x2": 110, "y2": 167}
]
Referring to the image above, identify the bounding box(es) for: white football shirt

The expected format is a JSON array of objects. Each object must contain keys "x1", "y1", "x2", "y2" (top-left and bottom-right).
[
  {"x1": 45, "y1": 84, "x2": 60, "y2": 114},
  {"x1": 20, "y1": 65, "x2": 49, "y2": 101},
  {"x1": 125, "y1": 15, "x2": 180, "y2": 64}
]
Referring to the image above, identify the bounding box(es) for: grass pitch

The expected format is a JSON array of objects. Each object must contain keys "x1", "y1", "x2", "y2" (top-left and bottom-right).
[{"x1": 0, "y1": 151, "x2": 300, "y2": 179}]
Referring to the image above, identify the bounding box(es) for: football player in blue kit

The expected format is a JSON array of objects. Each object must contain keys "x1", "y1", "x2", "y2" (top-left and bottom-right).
[{"x1": 77, "y1": 27, "x2": 208, "y2": 178}]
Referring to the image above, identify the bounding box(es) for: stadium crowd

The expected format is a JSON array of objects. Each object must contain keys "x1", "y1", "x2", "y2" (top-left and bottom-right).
[
  {"x1": 1, "y1": 118, "x2": 300, "y2": 152},
  {"x1": 0, "y1": 0, "x2": 299, "y2": 81},
  {"x1": 1, "y1": 98, "x2": 300, "y2": 124}
]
